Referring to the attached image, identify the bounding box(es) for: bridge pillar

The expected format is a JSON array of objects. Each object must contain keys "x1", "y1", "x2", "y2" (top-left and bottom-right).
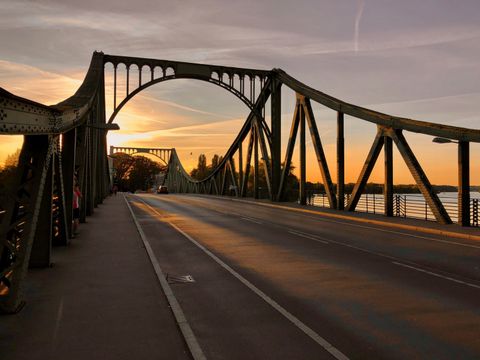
[
  {"x1": 254, "y1": 128, "x2": 259, "y2": 199},
  {"x1": 29, "y1": 154, "x2": 53, "y2": 267},
  {"x1": 299, "y1": 103, "x2": 306, "y2": 205},
  {"x1": 458, "y1": 141, "x2": 470, "y2": 226},
  {"x1": 53, "y1": 146, "x2": 69, "y2": 246},
  {"x1": 75, "y1": 125, "x2": 88, "y2": 223},
  {"x1": 62, "y1": 129, "x2": 76, "y2": 237},
  {"x1": 270, "y1": 79, "x2": 282, "y2": 201},
  {"x1": 337, "y1": 112, "x2": 345, "y2": 210},
  {"x1": 384, "y1": 136, "x2": 393, "y2": 217},
  {"x1": 238, "y1": 142, "x2": 243, "y2": 193}
]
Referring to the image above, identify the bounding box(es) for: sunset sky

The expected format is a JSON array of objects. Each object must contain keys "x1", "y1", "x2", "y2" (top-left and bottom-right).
[{"x1": 0, "y1": 0, "x2": 479, "y2": 185}]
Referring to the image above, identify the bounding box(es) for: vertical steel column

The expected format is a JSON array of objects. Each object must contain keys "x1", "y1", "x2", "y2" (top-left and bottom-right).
[
  {"x1": 62, "y1": 128, "x2": 76, "y2": 237},
  {"x1": 458, "y1": 141, "x2": 470, "y2": 226},
  {"x1": 337, "y1": 112, "x2": 345, "y2": 210},
  {"x1": 299, "y1": 104, "x2": 306, "y2": 205},
  {"x1": 113, "y1": 64, "x2": 117, "y2": 110},
  {"x1": 85, "y1": 126, "x2": 95, "y2": 215},
  {"x1": 270, "y1": 78, "x2": 282, "y2": 201},
  {"x1": 254, "y1": 128, "x2": 259, "y2": 199},
  {"x1": 384, "y1": 136, "x2": 393, "y2": 216},
  {"x1": 126, "y1": 65, "x2": 130, "y2": 96},
  {"x1": 238, "y1": 142, "x2": 243, "y2": 191},
  {"x1": 53, "y1": 145, "x2": 69, "y2": 246},
  {"x1": 29, "y1": 155, "x2": 53, "y2": 268}
]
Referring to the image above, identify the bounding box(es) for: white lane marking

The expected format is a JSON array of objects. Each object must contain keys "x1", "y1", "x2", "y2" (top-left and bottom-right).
[
  {"x1": 288, "y1": 230, "x2": 329, "y2": 244},
  {"x1": 136, "y1": 195, "x2": 349, "y2": 360},
  {"x1": 124, "y1": 195, "x2": 207, "y2": 360},
  {"x1": 305, "y1": 216, "x2": 480, "y2": 250},
  {"x1": 241, "y1": 217, "x2": 263, "y2": 224},
  {"x1": 392, "y1": 262, "x2": 480, "y2": 290}
]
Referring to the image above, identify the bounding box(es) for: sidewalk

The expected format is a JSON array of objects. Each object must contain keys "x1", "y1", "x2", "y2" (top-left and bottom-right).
[{"x1": 0, "y1": 195, "x2": 190, "y2": 360}]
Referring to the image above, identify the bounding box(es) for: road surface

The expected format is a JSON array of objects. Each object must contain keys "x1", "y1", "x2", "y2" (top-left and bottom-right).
[{"x1": 127, "y1": 193, "x2": 480, "y2": 359}]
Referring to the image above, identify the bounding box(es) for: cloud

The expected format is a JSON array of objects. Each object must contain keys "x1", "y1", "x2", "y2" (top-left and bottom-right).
[{"x1": 0, "y1": 60, "x2": 81, "y2": 104}]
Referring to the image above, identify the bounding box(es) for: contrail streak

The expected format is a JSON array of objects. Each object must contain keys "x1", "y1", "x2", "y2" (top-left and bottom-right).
[{"x1": 354, "y1": 0, "x2": 365, "y2": 52}]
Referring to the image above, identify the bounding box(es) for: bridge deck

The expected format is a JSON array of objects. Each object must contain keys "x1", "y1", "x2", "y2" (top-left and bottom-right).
[{"x1": 2, "y1": 194, "x2": 480, "y2": 359}]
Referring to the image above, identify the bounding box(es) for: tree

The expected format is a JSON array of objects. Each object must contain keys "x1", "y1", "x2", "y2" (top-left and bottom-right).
[
  {"x1": 190, "y1": 153, "x2": 223, "y2": 180},
  {"x1": 111, "y1": 153, "x2": 135, "y2": 183},
  {"x1": 190, "y1": 154, "x2": 208, "y2": 180},
  {"x1": 211, "y1": 154, "x2": 220, "y2": 169},
  {"x1": 127, "y1": 156, "x2": 162, "y2": 191},
  {"x1": 4, "y1": 148, "x2": 21, "y2": 168},
  {"x1": 111, "y1": 153, "x2": 163, "y2": 191},
  {"x1": 0, "y1": 148, "x2": 21, "y2": 204}
]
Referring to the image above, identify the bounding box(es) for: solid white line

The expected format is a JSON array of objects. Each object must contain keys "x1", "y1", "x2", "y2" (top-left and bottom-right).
[
  {"x1": 392, "y1": 261, "x2": 480, "y2": 290},
  {"x1": 124, "y1": 195, "x2": 207, "y2": 360},
  {"x1": 135, "y1": 195, "x2": 349, "y2": 360},
  {"x1": 241, "y1": 217, "x2": 263, "y2": 224},
  {"x1": 288, "y1": 230, "x2": 329, "y2": 244}
]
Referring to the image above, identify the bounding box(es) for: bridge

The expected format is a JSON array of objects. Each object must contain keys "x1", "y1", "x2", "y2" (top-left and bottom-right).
[{"x1": 1, "y1": 52, "x2": 480, "y2": 359}]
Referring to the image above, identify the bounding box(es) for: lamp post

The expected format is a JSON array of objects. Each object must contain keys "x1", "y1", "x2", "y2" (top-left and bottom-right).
[{"x1": 432, "y1": 137, "x2": 470, "y2": 226}]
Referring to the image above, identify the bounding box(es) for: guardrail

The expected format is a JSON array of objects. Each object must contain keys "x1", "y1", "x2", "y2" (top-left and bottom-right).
[{"x1": 311, "y1": 193, "x2": 479, "y2": 227}]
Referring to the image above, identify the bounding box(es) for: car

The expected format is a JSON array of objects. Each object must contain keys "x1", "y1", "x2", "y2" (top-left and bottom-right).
[{"x1": 157, "y1": 185, "x2": 168, "y2": 194}]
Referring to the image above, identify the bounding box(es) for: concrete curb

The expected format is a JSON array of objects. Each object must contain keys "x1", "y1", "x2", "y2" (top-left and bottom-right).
[{"x1": 194, "y1": 195, "x2": 480, "y2": 242}]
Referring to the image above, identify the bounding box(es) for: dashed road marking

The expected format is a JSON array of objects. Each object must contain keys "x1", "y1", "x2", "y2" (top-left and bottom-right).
[
  {"x1": 392, "y1": 261, "x2": 480, "y2": 290},
  {"x1": 288, "y1": 230, "x2": 329, "y2": 244},
  {"x1": 241, "y1": 216, "x2": 263, "y2": 224}
]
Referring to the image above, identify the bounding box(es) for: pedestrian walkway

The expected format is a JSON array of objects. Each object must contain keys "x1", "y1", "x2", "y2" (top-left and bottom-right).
[{"x1": 0, "y1": 195, "x2": 190, "y2": 360}]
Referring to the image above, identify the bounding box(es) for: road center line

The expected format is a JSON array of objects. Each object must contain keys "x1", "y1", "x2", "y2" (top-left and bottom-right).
[
  {"x1": 241, "y1": 217, "x2": 263, "y2": 224},
  {"x1": 135, "y1": 195, "x2": 349, "y2": 360},
  {"x1": 392, "y1": 261, "x2": 480, "y2": 289},
  {"x1": 288, "y1": 230, "x2": 329, "y2": 244},
  {"x1": 124, "y1": 195, "x2": 207, "y2": 360}
]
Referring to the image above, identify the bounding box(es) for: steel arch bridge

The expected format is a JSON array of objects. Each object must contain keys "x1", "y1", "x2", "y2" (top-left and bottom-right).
[
  {"x1": 109, "y1": 146, "x2": 172, "y2": 166},
  {"x1": 1, "y1": 51, "x2": 480, "y2": 313}
]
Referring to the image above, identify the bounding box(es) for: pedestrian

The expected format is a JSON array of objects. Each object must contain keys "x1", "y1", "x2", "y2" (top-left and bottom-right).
[
  {"x1": 73, "y1": 183, "x2": 82, "y2": 237},
  {"x1": 113, "y1": 184, "x2": 118, "y2": 196}
]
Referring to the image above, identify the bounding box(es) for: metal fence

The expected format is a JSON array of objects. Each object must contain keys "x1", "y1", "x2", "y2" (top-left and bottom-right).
[{"x1": 311, "y1": 193, "x2": 479, "y2": 227}]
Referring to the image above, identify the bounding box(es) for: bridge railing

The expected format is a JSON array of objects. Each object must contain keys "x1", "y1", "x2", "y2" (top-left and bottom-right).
[{"x1": 311, "y1": 193, "x2": 479, "y2": 227}]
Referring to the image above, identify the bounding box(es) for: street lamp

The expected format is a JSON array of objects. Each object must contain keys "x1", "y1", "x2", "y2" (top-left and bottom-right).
[{"x1": 432, "y1": 137, "x2": 458, "y2": 144}]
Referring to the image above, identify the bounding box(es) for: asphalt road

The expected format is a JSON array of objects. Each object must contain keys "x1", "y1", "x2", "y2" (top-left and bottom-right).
[{"x1": 127, "y1": 193, "x2": 480, "y2": 360}]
